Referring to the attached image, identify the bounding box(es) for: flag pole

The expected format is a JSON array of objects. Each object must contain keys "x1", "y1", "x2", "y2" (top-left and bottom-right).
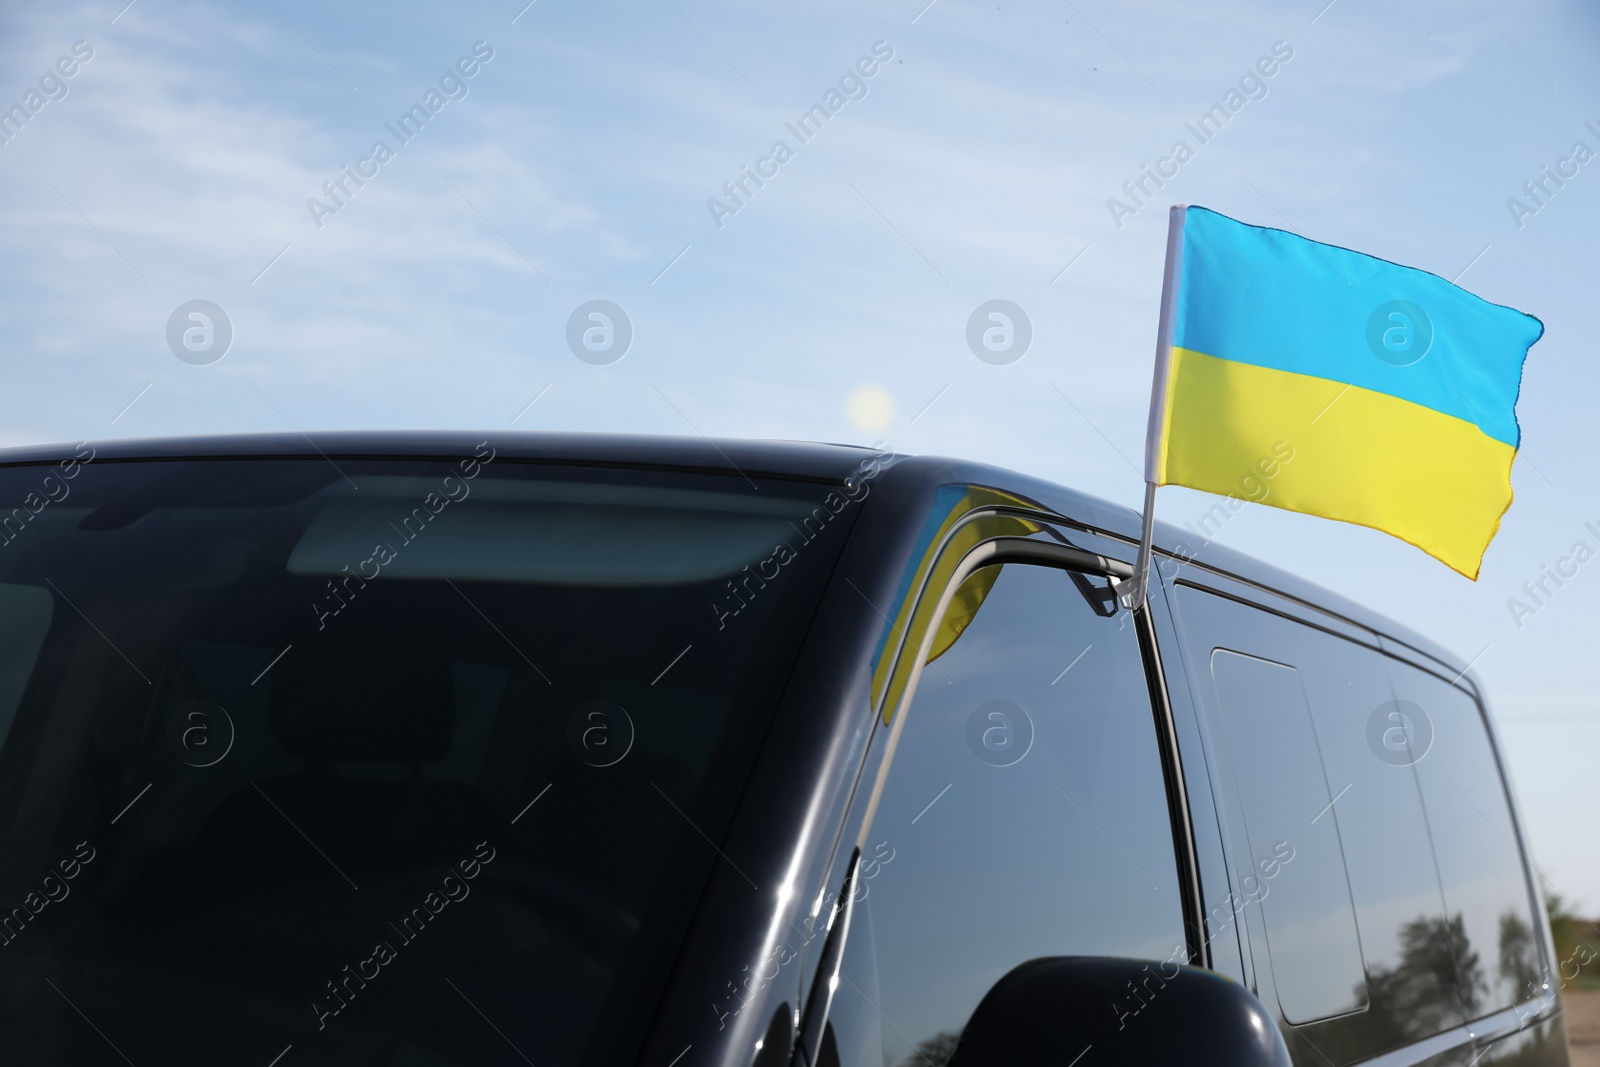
[
  {"x1": 1129, "y1": 204, "x2": 1188, "y2": 612},
  {"x1": 1130, "y1": 481, "x2": 1158, "y2": 611}
]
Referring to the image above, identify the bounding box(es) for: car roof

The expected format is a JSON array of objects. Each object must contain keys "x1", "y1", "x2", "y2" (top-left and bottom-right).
[
  {"x1": 0, "y1": 430, "x2": 1474, "y2": 688},
  {"x1": 0, "y1": 430, "x2": 878, "y2": 483}
]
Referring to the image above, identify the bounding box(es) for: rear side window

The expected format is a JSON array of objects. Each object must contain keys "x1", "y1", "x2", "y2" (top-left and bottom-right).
[
  {"x1": 1207, "y1": 650, "x2": 1365, "y2": 1024},
  {"x1": 1174, "y1": 585, "x2": 1540, "y2": 1059},
  {"x1": 1290, "y1": 631, "x2": 1466, "y2": 1045},
  {"x1": 1390, "y1": 662, "x2": 1541, "y2": 1018}
]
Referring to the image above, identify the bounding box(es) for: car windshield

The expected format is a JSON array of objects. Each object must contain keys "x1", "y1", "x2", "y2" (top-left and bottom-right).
[{"x1": 0, "y1": 449, "x2": 858, "y2": 1067}]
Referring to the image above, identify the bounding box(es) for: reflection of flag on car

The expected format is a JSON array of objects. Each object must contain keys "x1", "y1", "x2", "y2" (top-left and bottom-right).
[{"x1": 1141, "y1": 205, "x2": 1544, "y2": 580}]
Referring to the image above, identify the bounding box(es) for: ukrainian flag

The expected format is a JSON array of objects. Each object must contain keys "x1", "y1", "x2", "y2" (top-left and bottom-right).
[{"x1": 1145, "y1": 206, "x2": 1543, "y2": 579}]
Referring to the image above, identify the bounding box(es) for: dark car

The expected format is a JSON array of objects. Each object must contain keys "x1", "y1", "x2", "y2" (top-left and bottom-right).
[{"x1": 0, "y1": 432, "x2": 1567, "y2": 1067}]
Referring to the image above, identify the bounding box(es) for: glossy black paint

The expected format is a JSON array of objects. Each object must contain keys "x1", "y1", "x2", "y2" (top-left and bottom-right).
[
  {"x1": 0, "y1": 432, "x2": 1567, "y2": 1067},
  {"x1": 0, "y1": 432, "x2": 879, "y2": 484},
  {"x1": 948, "y1": 957, "x2": 1292, "y2": 1067}
]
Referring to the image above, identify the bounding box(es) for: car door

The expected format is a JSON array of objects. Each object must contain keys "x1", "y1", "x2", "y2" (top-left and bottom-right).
[{"x1": 813, "y1": 547, "x2": 1192, "y2": 1067}]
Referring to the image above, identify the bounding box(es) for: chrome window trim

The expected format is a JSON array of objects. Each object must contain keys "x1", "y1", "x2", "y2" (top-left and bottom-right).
[{"x1": 1348, "y1": 992, "x2": 1561, "y2": 1067}]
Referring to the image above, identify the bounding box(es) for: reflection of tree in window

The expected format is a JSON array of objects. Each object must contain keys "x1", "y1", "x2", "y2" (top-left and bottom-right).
[
  {"x1": 1361, "y1": 914, "x2": 1485, "y2": 1044},
  {"x1": 1497, "y1": 910, "x2": 1541, "y2": 1002}
]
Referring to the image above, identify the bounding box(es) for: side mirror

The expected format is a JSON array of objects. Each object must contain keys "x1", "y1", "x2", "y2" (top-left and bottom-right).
[{"x1": 949, "y1": 956, "x2": 1291, "y2": 1067}]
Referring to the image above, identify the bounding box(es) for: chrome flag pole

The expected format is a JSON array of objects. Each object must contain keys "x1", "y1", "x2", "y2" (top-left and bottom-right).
[{"x1": 1128, "y1": 204, "x2": 1188, "y2": 612}]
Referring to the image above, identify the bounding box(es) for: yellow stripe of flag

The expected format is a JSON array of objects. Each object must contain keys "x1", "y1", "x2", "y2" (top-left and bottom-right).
[{"x1": 1160, "y1": 347, "x2": 1516, "y2": 578}]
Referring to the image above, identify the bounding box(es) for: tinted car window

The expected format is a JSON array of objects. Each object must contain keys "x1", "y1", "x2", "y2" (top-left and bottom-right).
[
  {"x1": 1175, "y1": 584, "x2": 1539, "y2": 1062},
  {"x1": 1208, "y1": 649, "x2": 1366, "y2": 1024},
  {"x1": 1293, "y1": 629, "x2": 1464, "y2": 1049},
  {"x1": 835, "y1": 562, "x2": 1185, "y2": 1067},
  {"x1": 1174, "y1": 588, "x2": 1372, "y2": 1032},
  {"x1": 1390, "y1": 662, "x2": 1541, "y2": 1020},
  {"x1": 0, "y1": 456, "x2": 856, "y2": 1067}
]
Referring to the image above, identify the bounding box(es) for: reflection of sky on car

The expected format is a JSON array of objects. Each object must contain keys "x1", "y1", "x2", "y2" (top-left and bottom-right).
[
  {"x1": 0, "y1": 0, "x2": 1596, "y2": 905},
  {"x1": 865, "y1": 564, "x2": 1184, "y2": 1047}
]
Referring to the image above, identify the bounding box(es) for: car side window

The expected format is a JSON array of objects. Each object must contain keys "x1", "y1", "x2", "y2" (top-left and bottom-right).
[
  {"x1": 1293, "y1": 636, "x2": 1469, "y2": 1048},
  {"x1": 1389, "y1": 662, "x2": 1542, "y2": 1020},
  {"x1": 1175, "y1": 584, "x2": 1541, "y2": 1063},
  {"x1": 1207, "y1": 648, "x2": 1367, "y2": 1024},
  {"x1": 830, "y1": 561, "x2": 1186, "y2": 1067},
  {"x1": 1176, "y1": 587, "x2": 1378, "y2": 1035}
]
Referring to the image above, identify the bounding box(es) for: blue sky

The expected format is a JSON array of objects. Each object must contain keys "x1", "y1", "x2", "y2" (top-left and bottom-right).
[{"x1": 1, "y1": 0, "x2": 1597, "y2": 908}]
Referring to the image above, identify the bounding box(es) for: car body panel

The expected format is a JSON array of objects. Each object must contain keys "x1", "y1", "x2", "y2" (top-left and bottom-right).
[{"x1": 0, "y1": 432, "x2": 1565, "y2": 1067}]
